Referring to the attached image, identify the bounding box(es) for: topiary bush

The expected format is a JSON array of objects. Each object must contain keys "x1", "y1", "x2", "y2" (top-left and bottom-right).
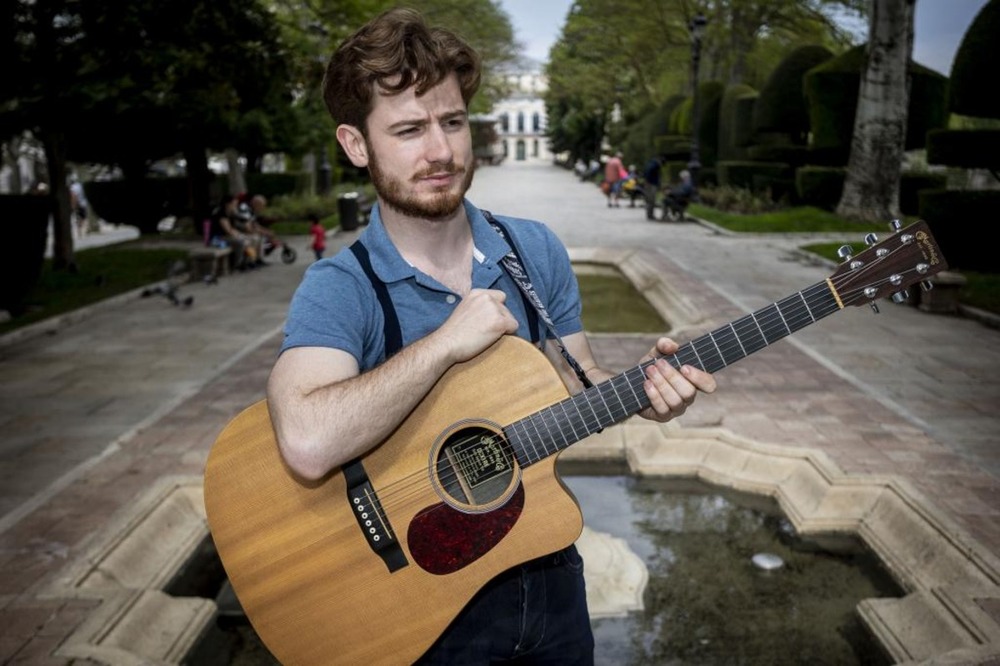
[
  {"x1": 804, "y1": 45, "x2": 949, "y2": 165},
  {"x1": 718, "y1": 84, "x2": 757, "y2": 161},
  {"x1": 717, "y1": 161, "x2": 792, "y2": 192},
  {"x1": 795, "y1": 166, "x2": 846, "y2": 209},
  {"x1": 919, "y1": 189, "x2": 1000, "y2": 271},
  {"x1": 926, "y1": 128, "x2": 1000, "y2": 170},
  {"x1": 948, "y1": 0, "x2": 1000, "y2": 118},
  {"x1": 697, "y1": 81, "x2": 726, "y2": 168},
  {"x1": 918, "y1": 0, "x2": 1000, "y2": 275},
  {"x1": 752, "y1": 45, "x2": 834, "y2": 144}
]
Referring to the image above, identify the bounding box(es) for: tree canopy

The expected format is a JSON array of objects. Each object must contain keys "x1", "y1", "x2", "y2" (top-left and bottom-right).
[{"x1": 544, "y1": 0, "x2": 863, "y2": 164}]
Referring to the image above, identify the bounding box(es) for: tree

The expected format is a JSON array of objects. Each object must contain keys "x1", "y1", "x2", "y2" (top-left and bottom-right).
[
  {"x1": 835, "y1": 0, "x2": 915, "y2": 221},
  {"x1": 543, "y1": 0, "x2": 862, "y2": 165}
]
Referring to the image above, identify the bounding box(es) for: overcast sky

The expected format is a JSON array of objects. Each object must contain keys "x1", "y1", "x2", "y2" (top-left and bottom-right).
[{"x1": 498, "y1": 0, "x2": 988, "y2": 76}]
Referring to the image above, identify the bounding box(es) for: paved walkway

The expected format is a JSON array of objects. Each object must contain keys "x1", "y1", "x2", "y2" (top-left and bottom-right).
[{"x1": 1, "y1": 163, "x2": 998, "y2": 663}]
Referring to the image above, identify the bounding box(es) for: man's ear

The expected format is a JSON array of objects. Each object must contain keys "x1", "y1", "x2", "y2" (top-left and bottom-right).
[{"x1": 336, "y1": 125, "x2": 369, "y2": 167}]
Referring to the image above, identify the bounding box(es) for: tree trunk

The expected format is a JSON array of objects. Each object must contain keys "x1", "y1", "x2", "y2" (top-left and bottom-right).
[
  {"x1": 184, "y1": 144, "x2": 214, "y2": 225},
  {"x1": 40, "y1": 127, "x2": 77, "y2": 272},
  {"x1": 835, "y1": 0, "x2": 915, "y2": 222},
  {"x1": 225, "y1": 149, "x2": 246, "y2": 195}
]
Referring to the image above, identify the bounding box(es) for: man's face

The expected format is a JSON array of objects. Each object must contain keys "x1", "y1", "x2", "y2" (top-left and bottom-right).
[{"x1": 362, "y1": 73, "x2": 475, "y2": 220}]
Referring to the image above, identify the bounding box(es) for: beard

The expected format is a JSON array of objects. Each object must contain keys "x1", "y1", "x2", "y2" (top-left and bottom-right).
[{"x1": 367, "y1": 148, "x2": 476, "y2": 220}]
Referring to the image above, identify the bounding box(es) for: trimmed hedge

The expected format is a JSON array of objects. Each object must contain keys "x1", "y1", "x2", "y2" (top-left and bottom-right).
[
  {"x1": 717, "y1": 161, "x2": 792, "y2": 192},
  {"x1": 919, "y1": 188, "x2": 1000, "y2": 272},
  {"x1": 718, "y1": 84, "x2": 757, "y2": 161},
  {"x1": 949, "y1": 0, "x2": 1000, "y2": 118},
  {"x1": 804, "y1": 45, "x2": 949, "y2": 164},
  {"x1": 245, "y1": 173, "x2": 310, "y2": 199},
  {"x1": 697, "y1": 82, "x2": 726, "y2": 168},
  {"x1": 796, "y1": 166, "x2": 846, "y2": 209},
  {"x1": 926, "y1": 129, "x2": 1000, "y2": 169},
  {"x1": 654, "y1": 135, "x2": 692, "y2": 160},
  {"x1": 753, "y1": 45, "x2": 834, "y2": 142},
  {"x1": 796, "y1": 167, "x2": 946, "y2": 214},
  {"x1": 747, "y1": 143, "x2": 809, "y2": 165}
]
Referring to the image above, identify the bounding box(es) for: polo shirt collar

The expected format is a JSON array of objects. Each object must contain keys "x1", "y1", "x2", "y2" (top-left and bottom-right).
[{"x1": 359, "y1": 199, "x2": 513, "y2": 284}]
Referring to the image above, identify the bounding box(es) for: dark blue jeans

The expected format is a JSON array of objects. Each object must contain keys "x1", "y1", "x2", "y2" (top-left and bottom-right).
[{"x1": 417, "y1": 546, "x2": 594, "y2": 664}]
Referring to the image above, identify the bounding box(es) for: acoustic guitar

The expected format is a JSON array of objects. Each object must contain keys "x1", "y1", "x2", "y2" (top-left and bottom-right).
[{"x1": 204, "y1": 221, "x2": 947, "y2": 664}]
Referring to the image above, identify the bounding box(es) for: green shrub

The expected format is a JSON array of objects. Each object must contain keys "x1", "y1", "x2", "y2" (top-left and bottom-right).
[
  {"x1": 654, "y1": 135, "x2": 692, "y2": 160},
  {"x1": 918, "y1": 188, "x2": 1000, "y2": 272},
  {"x1": 696, "y1": 185, "x2": 783, "y2": 215},
  {"x1": 753, "y1": 45, "x2": 834, "y2": 143},
  {"x1": 804, "y1": 45, "x2": 949, "y2": 164},
  {"x1": 926, "y1": 129, "x2": 1000, "y2": 169},
  {"x1": 718, "y1": 84, "x2": 757, "y2": 161},
  {"x1": 245, "y1": 173, "x2": 310, "y2": 199},
  {"x1": 900, "y1": 172, "x2": 947, "y2": 216},
  {"x1": 696, "y1": 81, "x2": 726, "y2": 168},
  {"x1": 717, "y1": 161, "x2": 792, "y2": 194},
  {"x1": 949, "y1": 0, "x2": 1000, "y2": 119},
  {"x1": 796, "y1": 166, "x2": 846, "y2": 209},
  {"x1": 669, "y1": 97, "x2": 693, "y2": 135},
  {"x1": 746, "y1": 143, "x2": 809, "y2": 165}
]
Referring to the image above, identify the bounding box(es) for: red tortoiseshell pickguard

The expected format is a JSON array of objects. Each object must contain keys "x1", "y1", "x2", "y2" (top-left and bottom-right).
[{"x1": 407, "y1": 485, "x2": 525, "y2": 574}]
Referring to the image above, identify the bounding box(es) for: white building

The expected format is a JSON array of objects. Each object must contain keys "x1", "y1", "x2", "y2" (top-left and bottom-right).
[{"x1": 491, "y1": 61, "x2": 553, "y2": 164}]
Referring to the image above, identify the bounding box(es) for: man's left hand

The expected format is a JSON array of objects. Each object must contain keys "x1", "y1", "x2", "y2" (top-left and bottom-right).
[{"x1": 638, "y1": 337, "x2": 716, "y2": 423}]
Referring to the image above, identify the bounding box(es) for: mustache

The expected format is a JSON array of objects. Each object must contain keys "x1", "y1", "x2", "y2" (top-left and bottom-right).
[{"x1": 412, "y1": 163, "x2": 463, "y2": 180}]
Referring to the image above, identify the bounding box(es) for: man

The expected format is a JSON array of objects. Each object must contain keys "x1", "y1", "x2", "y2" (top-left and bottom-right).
[
  {"x1": 207, "y1": 193, "x2": 261, "y2": 270},
  {"x1": 643, "y1": 154, "x2": 663, "y2": 221},
  {"x1": 664, "y1": 169, "x2": 696, "y2": 221},
  {"x1": 267, "y1": 8, "x2": 716, "y2": 663}
]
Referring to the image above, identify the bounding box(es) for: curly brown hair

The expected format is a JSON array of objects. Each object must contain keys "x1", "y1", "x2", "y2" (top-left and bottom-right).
[{"x1": 322, "y1": 7, "x2": 482, "y2": 133}]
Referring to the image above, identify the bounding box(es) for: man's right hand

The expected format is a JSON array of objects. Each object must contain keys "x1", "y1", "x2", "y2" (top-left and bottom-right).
[{"x1": 435, "y1": 289, "x2": 519, "y2": 364}]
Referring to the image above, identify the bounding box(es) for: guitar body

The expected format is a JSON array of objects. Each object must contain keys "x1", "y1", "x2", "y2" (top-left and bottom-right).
[{"x1": 204, "y1": 336, "x2": 584, "y2": 665}]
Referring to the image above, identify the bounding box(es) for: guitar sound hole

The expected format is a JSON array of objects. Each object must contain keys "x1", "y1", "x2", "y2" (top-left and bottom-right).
[{"x1": 434, "y1": 425, "x2": 517, "y2": 510}]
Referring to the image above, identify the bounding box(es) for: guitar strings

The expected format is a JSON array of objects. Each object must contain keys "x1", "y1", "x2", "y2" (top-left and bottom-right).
[
  {"x1": 368, "y1": 270, "x2": 897, "y2": 517},
  {"x1": 363, "y1": 242, "x2": 925, "y2": 518},
  {"x1": 367, "y1": 249, "x2": 920, "y2": 517}
]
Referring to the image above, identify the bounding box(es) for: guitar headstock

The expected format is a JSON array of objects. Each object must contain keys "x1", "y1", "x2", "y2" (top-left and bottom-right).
[{"x1": 828, "y1": 220, "x2": 948, "y2": 309}]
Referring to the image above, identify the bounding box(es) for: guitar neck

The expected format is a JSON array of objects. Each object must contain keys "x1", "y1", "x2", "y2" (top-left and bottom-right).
[{"x1": 505, "y1": 279, "x2": 841, "y2": 467}]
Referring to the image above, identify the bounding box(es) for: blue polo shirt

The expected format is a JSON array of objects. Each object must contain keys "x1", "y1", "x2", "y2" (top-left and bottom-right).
[{"x1": 280, "y1": 199, "x2": 583, "y2": 371}]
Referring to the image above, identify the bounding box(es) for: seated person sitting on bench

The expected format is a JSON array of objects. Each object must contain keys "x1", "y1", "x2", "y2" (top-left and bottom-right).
[
  {"x1": 663, "y1": 169, "x2": 695, "y2": 220},
  {"x1": 207, "y1": 194, "x2": 264, "y2": 269}
]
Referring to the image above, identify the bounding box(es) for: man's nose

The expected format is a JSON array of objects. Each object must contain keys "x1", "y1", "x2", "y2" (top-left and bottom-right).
[{"x1": 424, "y1": 125, "x2": 454, "y2": 163}]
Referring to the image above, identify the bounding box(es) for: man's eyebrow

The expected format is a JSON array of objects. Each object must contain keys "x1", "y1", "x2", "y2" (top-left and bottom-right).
[{"x1": 387, "y1": 109, "x2": 467, "y2": 131}]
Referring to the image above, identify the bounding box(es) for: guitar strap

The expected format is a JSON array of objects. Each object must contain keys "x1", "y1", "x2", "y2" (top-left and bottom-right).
[
  {"x1": 348, "y1": 211, "x2": 594, "y2": 389},
  {"x1": 482, "y1": 211, "x2": 595, "y2": 390}
]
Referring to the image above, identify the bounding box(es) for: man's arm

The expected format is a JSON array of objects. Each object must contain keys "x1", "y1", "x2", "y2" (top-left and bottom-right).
[
  {"x1": 267, "y1": 289, "x2": 519, "y2": 480},
  {"x1": 544, "y1": 332, "x2": 716, "y2": 422}
]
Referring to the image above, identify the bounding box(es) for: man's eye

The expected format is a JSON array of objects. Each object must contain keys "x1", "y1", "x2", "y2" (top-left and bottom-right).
[{"x1": 397, "y1": 127, "x2": 418, "y2": 136}]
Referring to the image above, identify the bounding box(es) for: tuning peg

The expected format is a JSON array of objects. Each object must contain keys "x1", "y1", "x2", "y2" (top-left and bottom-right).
[
  {"x1": 870, "y1": 302, "x2": 880, "y2": 314},
  {"x1": 920, "y1": 280, "x2": 934, "y2": 292},
  {"x1": 889, "y1": 219, "x2": 903, "y2": 232},
  {"x1": 837, "y1": 245, "x2": 854, "y2": 261},
  {"x1": 891, "y1": 290, "x2": 909, "y2": 304},
  {"x1": 864, "y1": 232, "x2": 879, "y2": 247}
]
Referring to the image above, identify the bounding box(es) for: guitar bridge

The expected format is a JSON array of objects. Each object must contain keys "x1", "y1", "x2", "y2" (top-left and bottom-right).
[{"x1": 343, "y1": 459, "x2": 408, "y2": 572}]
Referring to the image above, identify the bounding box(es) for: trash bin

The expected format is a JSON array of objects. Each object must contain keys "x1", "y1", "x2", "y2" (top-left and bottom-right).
[{"x1": 338, "y1": 192, "x2": 359, "y2": 231}]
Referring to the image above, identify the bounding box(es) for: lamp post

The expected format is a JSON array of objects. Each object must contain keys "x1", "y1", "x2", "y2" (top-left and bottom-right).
[{"x1": 687, "y1": 12, "x2": 707, "y2": 188}]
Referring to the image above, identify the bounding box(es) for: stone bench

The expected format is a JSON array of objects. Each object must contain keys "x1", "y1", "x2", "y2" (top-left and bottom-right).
[{"x1": 188, "y1": 246, "x2": 232, "y2": 282}]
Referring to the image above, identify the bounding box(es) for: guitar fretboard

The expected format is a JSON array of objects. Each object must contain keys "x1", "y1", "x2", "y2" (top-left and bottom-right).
[{"x1": 504, "y1": 280, "x2": 841, "y2": 467}]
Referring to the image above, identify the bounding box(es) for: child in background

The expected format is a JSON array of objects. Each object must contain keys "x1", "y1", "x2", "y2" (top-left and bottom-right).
[{"x1": 309, "y1": 214, "x2": 326, "y2": 261}]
